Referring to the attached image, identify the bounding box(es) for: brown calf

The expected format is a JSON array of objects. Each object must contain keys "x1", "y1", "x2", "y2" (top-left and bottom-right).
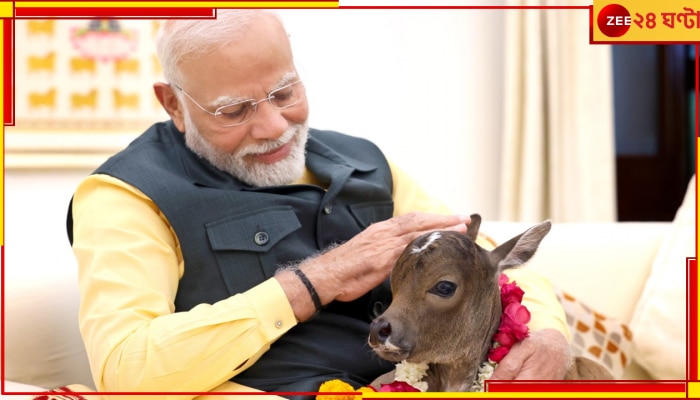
[{"x1": 368, "y1": 214, "x2": 613, "y2": 391}]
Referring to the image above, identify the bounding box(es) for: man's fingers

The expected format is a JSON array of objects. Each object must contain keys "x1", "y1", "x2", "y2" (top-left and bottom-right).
[
  {"x1": 490, "y1": 354, "x2": 524, "y2": 380},
  {"x1": 390, "y1": 212, "x2": 471, "y2": 234},
  {"x1": 490, "y1": 329, "x2": 571, "y2": 381}
]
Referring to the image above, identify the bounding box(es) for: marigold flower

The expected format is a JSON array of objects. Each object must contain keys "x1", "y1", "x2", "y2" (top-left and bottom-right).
[{"x1": 317, "y1": 379, "x2": 358, "y2": 400}]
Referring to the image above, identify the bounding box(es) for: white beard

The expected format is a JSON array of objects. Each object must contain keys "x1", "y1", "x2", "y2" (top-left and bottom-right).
[{"x1": 183, "y1": 111, "x2": 309, "y2": 187}]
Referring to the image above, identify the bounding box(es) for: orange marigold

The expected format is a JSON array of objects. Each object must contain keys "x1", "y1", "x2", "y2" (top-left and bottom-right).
[{"x1": 317, "y1": 379, "x2": 357, "y2": 400}]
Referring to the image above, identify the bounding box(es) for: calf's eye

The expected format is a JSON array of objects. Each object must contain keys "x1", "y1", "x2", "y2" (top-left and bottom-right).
[{"x1": 428, "y1": 280, "x2": 457, "y2": 298}]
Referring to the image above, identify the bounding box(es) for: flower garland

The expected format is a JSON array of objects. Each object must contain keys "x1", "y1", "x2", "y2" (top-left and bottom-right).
[
  {"x1": 474, "y1": 274, "x2": 534, "y2": 389},
  {"x1": 316, "y1": 273, "x2": 530, "y2": 398}
]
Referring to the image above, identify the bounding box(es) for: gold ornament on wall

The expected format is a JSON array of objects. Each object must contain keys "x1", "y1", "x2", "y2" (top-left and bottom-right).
[
  {"x1": 8, "y1": 18, "x2": 169, "y2": 169},
  {"x1": 13, "y1": 18, "x2": 168, "y2": 131}
]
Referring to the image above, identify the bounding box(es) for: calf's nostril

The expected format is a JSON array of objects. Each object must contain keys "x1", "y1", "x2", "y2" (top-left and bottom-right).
[
  {"x1": 372, "y1": 320, "x2": 392, "y2": 341},
  {"x1": 369, "y1": 320, "x2": 393, "y2": 344},
  {"x1": 378, "y1": 323, "x2": 391, "y2": 340}
]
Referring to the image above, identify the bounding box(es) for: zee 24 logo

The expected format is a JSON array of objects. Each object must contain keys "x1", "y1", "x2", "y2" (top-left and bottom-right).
[{"x1": 596, "y1": 4, "x2": 633, "y2": 37}]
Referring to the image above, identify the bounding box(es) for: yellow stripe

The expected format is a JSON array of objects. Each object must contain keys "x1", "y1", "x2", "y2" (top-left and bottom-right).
[
  {"x1": 689, "y1": 382, "x2": 700, "y2": 398},
  {"x1": 16, "y1": 1, "x2": 339, "y2": 8},
  {"x1": 0, "y1": 2, "x2": 12, "y2": 17}
]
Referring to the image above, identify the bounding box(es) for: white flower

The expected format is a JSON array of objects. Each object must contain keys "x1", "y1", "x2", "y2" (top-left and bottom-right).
[
  {"x1": 469, "y1": 360, "x2": 497, "y2": 392},
  {"x1": 392, "y1": 359, "x2": 496, "y2": 393},
  {"x1": 394, "y1": 360, "x2": 429, "y2": 392}
]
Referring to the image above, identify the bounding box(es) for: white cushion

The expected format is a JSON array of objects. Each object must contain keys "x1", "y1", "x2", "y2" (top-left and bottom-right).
[
  {"x1": 3, "y1": 272, "x2": 95, "y2": 389},
  {"x1": 483, "y1": 220, "x2": 670, "y2": 323},
  {"x1": 629, "y1": 175, "x2": 695, "y2": 379},
  {"x1": 3, "y1": 380, "x2": 47, "y2": 399}
]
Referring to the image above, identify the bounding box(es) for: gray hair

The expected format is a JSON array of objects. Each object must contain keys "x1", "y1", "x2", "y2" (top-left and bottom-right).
[{"x1": 155, "y1": 9, "x2": 283, "y2": 85}]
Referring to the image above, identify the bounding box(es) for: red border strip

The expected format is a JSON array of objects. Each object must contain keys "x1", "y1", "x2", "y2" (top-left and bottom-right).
[
  {"x1": 14, "y1": 7, "x2": 217, "y2": 18},
  {"x1": 486, "y1": 381, "x2": 687, "y2": 393},
  {"x1": 3, "y1": 19, "x2": 12, "y2": 126}
]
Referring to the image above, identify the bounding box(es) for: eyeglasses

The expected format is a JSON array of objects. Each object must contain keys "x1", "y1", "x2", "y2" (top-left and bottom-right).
[{"x1": 170, "y1": 80, "x2": 305, "y2": 127}]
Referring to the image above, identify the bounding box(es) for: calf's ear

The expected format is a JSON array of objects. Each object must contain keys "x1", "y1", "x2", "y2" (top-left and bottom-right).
[
  {"x1": 466, "y1": 213, "x2": 482, "y2": 241},
  {"x1": 488, "y1": 221, "x2": 551, "y2": 273}
]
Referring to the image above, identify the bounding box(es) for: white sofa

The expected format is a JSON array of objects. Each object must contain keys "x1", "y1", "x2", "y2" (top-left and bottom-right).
[
  {"x1": 4, "y1": 178, "x2": 693, "y2": 394},
  {"x1": 485, "y1": 220, "x2": 671, "y2": 380}
]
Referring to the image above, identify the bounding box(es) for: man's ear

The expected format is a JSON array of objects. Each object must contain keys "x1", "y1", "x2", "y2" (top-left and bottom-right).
[{"x1": 153, "y1": 82, "x2": 186, "y2": 132}]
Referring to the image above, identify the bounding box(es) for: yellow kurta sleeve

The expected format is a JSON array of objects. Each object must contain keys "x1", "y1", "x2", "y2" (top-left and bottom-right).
[
  {"x1": 72, "y1": 174, "x2": 298, "y2": 397},
  {"x1": 388, "y1": 161, "x2": 571, "y2": 341}
]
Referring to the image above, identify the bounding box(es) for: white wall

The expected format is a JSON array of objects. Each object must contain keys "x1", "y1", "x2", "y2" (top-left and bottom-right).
[{"x1": 279, "y1": 9, "x2": 505, "y2": 215}]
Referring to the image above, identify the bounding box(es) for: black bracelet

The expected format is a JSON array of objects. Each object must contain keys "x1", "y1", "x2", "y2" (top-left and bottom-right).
[{"x1": 292, "y1": 267, "x2": 323, "y2": 312}]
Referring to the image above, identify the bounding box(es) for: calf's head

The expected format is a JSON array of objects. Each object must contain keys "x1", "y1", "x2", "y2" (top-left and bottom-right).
[{"x1": 368, "y1": 214, "x2": 551, "y2": 369}]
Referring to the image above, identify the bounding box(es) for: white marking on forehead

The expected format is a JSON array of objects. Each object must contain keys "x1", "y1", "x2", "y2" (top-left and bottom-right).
[{"x1": 411, "y1": 231, "x2": 442, "y2": 254}]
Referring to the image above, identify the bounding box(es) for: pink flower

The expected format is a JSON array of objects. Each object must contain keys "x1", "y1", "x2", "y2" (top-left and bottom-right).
[
  {"x1": 503, "y1": 302, "x2": 531, "y2": 324},
  {"x1": 500, "y1": 282, "x2": 525, "y2": 306},
  {"x1": 500, "y1": 303, "x2": 530, "y2": 340},
  {"x1": 492, "y1": 330, "x2": 516, "y2": 348},
  {"x1": 488, "y1": 345, "x2": 510, "y2": 362},
  {"x1": 485, "y1": 276, "x2": 531, "y2": 366},
  {"x1": 378, "y1": 381, "x2": 420, "y2": 392}
]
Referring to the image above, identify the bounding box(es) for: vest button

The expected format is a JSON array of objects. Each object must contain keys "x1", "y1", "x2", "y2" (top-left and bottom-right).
[
  {"x1": 254, "y1": 232, "x2": 269, "y2": 246},
  {"x1": 323, "y1": 204, "x2": 332, "y2": 215}
]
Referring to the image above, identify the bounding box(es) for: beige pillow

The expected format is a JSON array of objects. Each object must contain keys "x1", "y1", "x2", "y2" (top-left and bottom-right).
[
  {"x1": 555, "y1": 288, "x2": 633, "y2": 379},
  {"x1": 628, "y1": 175, "x2": 694, "y2": 379}
]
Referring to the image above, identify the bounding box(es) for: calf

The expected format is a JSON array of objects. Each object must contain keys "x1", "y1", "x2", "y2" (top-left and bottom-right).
[{"x1": 368, "y1": 214, "x2": 613, "y2": 391}]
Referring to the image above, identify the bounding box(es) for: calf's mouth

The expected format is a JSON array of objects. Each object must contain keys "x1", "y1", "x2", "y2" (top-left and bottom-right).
[
  {"x1": 368, "y1": 318, "x2": 413, "y2": 362},
  {"x1": 369, "y1": 339, "x2": 411, "y2": 363}
]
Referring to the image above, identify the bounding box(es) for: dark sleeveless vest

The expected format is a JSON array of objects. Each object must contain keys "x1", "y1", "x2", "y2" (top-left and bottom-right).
[{"x1": 66, "y1": 121, "x2": 396, "y2": 396}]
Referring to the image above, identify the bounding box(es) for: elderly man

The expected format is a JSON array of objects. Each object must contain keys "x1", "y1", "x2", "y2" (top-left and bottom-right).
[{"x1": 67, "y1": 9, "x2": 572, "y2": 398}]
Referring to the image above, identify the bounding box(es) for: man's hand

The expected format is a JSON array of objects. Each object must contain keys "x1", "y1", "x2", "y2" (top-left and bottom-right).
[
  {"x1": 314, "y1": 212, "x2": 470, "y2": 303},
  {"x1": 276, "y1": 212, "x2": 470, "y2": 321},
  {"x1": 490, "y1": 328, "x2": 573, "y2": 380}
]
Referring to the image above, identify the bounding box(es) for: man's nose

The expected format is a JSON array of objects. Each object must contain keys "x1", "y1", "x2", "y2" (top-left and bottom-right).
[{"x1": 248, "y1": 100, "x2": 288, "y2": 140}]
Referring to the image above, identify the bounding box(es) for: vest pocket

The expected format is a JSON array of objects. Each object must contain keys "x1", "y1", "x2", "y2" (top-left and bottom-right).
[
  {"x1": 205, "y1": 206, "x2": 302, "y2": 252},
  {"x1": 347, "y1": 201, "x2": 394, "y2": 229},
  {"x1": 205, "y1": 207, "x2": 304, "y2": 295}
]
